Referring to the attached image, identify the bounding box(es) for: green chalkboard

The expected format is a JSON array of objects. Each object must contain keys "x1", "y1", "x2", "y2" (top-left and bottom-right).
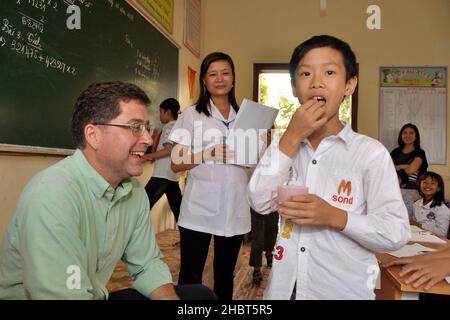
[{"x1": 0, "y1": 0, "x2": 178, "y2": 150}]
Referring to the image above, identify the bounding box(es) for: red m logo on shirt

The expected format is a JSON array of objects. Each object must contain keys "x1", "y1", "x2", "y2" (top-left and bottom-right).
[{"x1": 338, "y1": 180, "x2": 352, "y2": 196}]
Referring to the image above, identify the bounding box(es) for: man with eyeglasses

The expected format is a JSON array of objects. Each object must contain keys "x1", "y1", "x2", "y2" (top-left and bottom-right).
[{"x1": 0, "y1": 81, "x2": 216, "y2": 300}]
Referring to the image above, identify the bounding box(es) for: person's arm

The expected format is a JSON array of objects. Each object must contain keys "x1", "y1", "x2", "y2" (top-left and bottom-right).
[
  {"x1": 247, "y1": 139, "x2": 295, "y2": 215},
  {"x1": 145, "y1": 143, "x2": 172, "y2": 161},
  {"x1": 170, "y1": 143, "x2": 234, "y2": 173},
  {"x1": 278, "y1": 141, "x2": 411, "y2": 250},
  {"x1": 19, "y1": 188, "x2": 95, "y2": 299},
  {"x1": 123, "y1": 193, "x2": 176, "y2": 299},
  {"x1": 398, "y1": 257, "x2": 450, "y2": 290},
  {"x1": 395, "y1": 164, "x2": 408, "y2": 171},
  {"x1": 248, "y1": 99, "x2": 326, "y2": 215},
  {"x1": 382, "y1": 249, "x2": 450, "y2": 290},
  {"x1": 278, "y1": 194, "x2": 348, "y2": 230},
  {"x1": 384, "y1": 246, "x2": 450, "y2": 267},
  {"x1": 170, "y1": 143, "x2": 201, "y2": 172},
  {"x1": 278, "y1": 99, "x2": 326, "y2": 158},
  {"x1": 337, "y1": 145, "x2": 411, "y2": 252},
  {"x1": 403, "y1": 157, "x2": 423, "y2": 175}
]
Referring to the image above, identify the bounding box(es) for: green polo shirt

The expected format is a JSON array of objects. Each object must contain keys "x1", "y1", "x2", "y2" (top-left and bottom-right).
[{"x1": 0, "y1": 149, "x2": 172, "y2": 299}]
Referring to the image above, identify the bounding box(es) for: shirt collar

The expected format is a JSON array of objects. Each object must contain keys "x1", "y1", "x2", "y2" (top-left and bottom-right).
[
  {"x1": 72, "y1": 149, "x2": 133, "y2": 200},
  {"x1": 419, "y1": 199, "x2": 432, "y2": 209},
  {"x1": 335, "y1": 122, "x2": 356, "y2": 149},
  {"x1": 209, "y1": 99, "x2": 237, "y2": 122},
  {"x1": 301, "y1": 121, "x2": 355, "y2": 150}
]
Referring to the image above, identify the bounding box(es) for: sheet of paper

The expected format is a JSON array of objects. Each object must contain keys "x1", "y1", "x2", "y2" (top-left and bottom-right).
[
  {"x1": 226, "y1": 99, "x2": 279, "y2": 167},
  {"x1": 231, "y1": 99, "x2": 279, "y2": 131},
  {"x1": 386, "y1": 243, "x2": 436, "y2": 258},
  {"x1": 410, "y1": 226, "x2": 447, "y2": 244},
  {"x1": 410, "y1": 225, "x2": 422, "y2": 233}
]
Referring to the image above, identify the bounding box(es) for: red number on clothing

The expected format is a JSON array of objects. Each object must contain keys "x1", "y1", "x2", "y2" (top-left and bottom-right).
[{"x1": 274, "y1": 245, "x2": 284, "y2": 261}]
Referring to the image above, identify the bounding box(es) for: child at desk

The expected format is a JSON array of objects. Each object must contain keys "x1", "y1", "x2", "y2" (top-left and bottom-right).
[{"x1": 413, "y1": 171, "x2": 450, "y2": 237}]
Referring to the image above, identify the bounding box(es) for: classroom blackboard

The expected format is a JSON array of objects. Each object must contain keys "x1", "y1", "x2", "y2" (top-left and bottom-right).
[{"x1": 0, "y1": 0, "x2": 178, "y2": 151}]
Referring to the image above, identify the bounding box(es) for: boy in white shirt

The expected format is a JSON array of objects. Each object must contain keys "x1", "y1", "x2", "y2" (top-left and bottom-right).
[{"x1": 248, "y1": 35, "x2": 411, "y2": 299}]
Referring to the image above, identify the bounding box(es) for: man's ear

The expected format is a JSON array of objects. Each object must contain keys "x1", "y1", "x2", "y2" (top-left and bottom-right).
[
  {"x1": 84, "y1": 124, "x2": 101, "y2": 150},
  {"x1": 344, "y1": 76, "x2": 358, "y2": 96}
]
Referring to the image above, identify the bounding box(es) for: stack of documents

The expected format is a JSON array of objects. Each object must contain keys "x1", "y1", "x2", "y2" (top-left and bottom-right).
[
  {"x1": 409, "y1": 225, "x2": 447, "y2": 244},
  {"x1": 386, "y1": 243, "x2": 435, "y2": 258}
]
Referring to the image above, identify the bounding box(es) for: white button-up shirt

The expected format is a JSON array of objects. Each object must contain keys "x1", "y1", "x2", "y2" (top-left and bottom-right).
[
  {"x1": 414, "y1": 199, "x2": 450, "y2": 237},
  {"x1": 169, "y1": 103, "x2": 250, "y2": 236},
  {"x1": 248, "y1": 124, "x2": 410, "y2": 299},
  {"x1": 152, "y1": 121, "x2": 181, "y2": 182}
]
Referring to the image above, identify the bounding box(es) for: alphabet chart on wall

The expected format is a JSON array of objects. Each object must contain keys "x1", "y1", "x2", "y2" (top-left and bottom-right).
[{"x1": 379, "y1": 67, "x2": 447, "y2": 164}]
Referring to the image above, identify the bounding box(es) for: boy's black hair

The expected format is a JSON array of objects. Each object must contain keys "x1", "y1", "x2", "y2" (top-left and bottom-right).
[
  {"x1": 160, "y1": 98, "x2": 180, "y2": 120},
  {"x1": 397, "y1": 123, "x2": 421, "y2": 149},
  {"x1": 195, "y1": 52, "x2": 239, "y2": 117},
  {"x1": 417, "y1": 171, "x2": 445, "y2": 208},
  {"x1": 289, "y1": 35, "x2": 357, "y2": 86}
]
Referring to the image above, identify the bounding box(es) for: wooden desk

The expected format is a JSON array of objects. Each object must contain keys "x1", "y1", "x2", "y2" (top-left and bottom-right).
[{"x1": 375, "y1": 237, "x2": 450, "y2": 300}]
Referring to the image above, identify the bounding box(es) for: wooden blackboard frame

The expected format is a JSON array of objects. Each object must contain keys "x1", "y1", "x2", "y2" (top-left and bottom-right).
[{"x1": 0, "y1": 144, "x2": 73, "y2": 156}]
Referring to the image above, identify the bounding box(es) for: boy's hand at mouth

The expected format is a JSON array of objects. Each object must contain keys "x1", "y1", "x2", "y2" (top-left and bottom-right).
[{"x1": 279, "y1": 98, "x2": 327, "y2": 158}]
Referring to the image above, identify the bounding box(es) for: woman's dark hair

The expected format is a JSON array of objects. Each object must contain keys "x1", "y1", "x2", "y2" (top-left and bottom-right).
[
  {"x1": 195, "y1": 52, "x2": 239, "y2": 116},
  {"x1": 160, "y1": 98, "x2": 180, "y2": 120},
  {"x1": 72, "y1": 81, "x2": 150, "y2": 149},
  {"x1": 417, "y1": 171, "x2": 445, "y2": 207},
  {"x1": 397, "y1": 123, "x2": 421, "y2": 149},
  {"x1": 289, "y1": 35, "x2": 357, "y2": 87}
]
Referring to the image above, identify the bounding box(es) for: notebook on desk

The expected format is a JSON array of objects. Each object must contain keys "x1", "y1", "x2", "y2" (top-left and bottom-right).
[{"x1": 410, "y1": 225, "x2": 447, "y2": 244}]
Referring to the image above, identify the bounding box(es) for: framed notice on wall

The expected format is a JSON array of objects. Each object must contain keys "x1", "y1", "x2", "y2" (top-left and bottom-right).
[
  {"x1": 184, "y1": 0, "x2": 201, "y2": 57},
  {"x1": 131, "y1": 0, "x2": 174, "y2": 34},
  {"x1": 379, "y1": 67, "x2": 447, "y2": 164}
]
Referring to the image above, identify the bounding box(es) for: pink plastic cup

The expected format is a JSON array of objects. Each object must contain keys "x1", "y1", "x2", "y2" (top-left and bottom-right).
[{"x1": 270, "y1": 185, "x2": 309, "y2": 211}]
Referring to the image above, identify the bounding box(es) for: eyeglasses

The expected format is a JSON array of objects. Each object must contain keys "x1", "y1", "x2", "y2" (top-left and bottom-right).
[{"x1": 94, "y1": 122, "x2": 154, "y2": 137}]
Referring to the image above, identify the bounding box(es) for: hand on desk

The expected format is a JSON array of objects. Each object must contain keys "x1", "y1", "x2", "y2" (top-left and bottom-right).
[{"x1": 383, "y1": 255, "x2": 450, "y2": 290}]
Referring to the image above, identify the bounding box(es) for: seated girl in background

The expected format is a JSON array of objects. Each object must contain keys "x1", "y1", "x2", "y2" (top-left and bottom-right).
[
  {"x1": 413, "y1": 171, "x2": 450, "y2": 237},
  {"x1": 391, "y1": 123, "x2": 428, "y2": 189},
  {"x1": 390, "y1": 123, "x2": 428, "y2": 219}
]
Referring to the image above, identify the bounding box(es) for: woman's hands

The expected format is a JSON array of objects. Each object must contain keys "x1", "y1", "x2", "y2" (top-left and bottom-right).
[{"x1": 202, "y1": 143, "x2": 235, "y2": 163}]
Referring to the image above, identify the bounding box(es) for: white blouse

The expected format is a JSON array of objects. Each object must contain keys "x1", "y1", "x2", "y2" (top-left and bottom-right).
[
  {"x1": 169, "y1": 102, "x2": 251, "y2": 236},
  {"x1": 152, "y1": 121, "x2": 181, "y2": 182},
  {"x1": 413, "y1": 199, "x2": 450, "y2": 237}
]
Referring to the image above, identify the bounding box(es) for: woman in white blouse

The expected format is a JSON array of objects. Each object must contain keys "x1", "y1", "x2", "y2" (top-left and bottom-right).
[{"x1": 169, "y1": 52, "x2": 250, "y2": 300}]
